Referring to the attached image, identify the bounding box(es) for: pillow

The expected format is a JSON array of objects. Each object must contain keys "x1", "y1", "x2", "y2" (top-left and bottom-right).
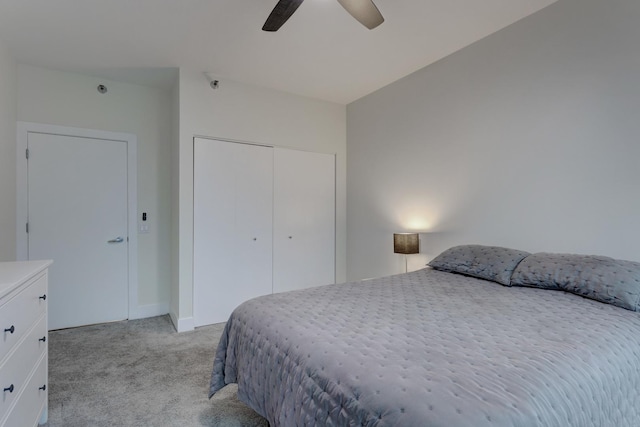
[
  {"x1": 428, "y1": 245, "x2": 530, "y2": 286},
  {"x1": 511, "y1": 252, "x2": 640, "y2": 311}
]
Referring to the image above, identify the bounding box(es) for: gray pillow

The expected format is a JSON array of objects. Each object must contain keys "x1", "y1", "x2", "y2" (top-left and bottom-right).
[
  {"x1": 428, "y1": 245, "x2": 530, "y2": 286},
  {"x1": 511, "y1": 252, "x2": 640, "y2": 311}
]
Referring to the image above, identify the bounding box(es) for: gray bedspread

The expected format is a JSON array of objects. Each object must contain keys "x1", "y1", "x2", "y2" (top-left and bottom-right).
[{"x1": 210, "y1": 268, "x2": 640, "y2": 426}]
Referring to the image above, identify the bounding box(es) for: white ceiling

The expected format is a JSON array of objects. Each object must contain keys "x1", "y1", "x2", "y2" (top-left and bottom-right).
[{"x1": 0, "y1": 0, "x2": 557, "y2": 104}]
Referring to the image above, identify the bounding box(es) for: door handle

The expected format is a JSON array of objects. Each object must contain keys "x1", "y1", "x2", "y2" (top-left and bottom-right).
[{"x1": 107, "y1": 237, "x2": 124, "y2": 244}]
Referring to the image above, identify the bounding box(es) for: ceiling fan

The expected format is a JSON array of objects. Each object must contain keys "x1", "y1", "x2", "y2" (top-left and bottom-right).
[{"x1": 263, "y1": 0, "x2": 384, "y2": 32}]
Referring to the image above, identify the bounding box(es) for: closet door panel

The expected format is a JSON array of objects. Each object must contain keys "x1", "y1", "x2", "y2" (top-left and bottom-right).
[
  {"x1": 234, "y1": 143, "x2": 274, "y2": 303},
  {"x1": 273, "y1": 148, "x2": 335, "y2": 293},
  {"x1": 194, "y1": 138, "x2": 235, "y2": 327},
  {"x1": 193, "y1": 138, "x2": 273, "y2": 326}
]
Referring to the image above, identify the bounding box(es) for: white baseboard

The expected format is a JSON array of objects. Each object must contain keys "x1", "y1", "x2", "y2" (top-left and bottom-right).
[
  {"x1": 129, "y1": 303, "x2": 170, "y2": 320},
  {"x1": 169, "y1": 310, "x2": 195, "y2": 333}
]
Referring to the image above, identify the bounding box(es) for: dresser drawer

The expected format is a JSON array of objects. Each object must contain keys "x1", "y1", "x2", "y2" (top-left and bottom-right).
[
  {"x1": 0, "y1": 272, "x2": 47, "y2": 363},
  {"x1": 0, "y1": 314, "x2": 47, "y2": 422},
  {"x1": 1, "y1": 355, "x2": 47, "y2": 427}
]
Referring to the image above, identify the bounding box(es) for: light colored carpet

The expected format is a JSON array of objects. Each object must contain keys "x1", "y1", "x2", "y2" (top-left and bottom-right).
[{"x1": 43, "y1": 315, "x2": 269, "y2": 427}]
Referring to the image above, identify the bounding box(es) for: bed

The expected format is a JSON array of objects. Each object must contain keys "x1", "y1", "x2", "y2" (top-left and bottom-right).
[{"x1": 209, "y1": 245, "x2": 640, "y2": 426}]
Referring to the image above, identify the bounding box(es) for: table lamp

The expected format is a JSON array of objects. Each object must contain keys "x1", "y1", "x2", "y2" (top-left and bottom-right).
[{"x1": 394, "y1": 233, "x2": 419, "y2": 273}]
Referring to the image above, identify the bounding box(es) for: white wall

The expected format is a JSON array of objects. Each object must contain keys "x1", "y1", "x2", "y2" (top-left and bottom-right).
[
  {"x1": 17, "y1": 65, "x2": 173, "y2": 317},
  {"x1": 172, "y1": 68, "x2": 346, "y2": 331},
  {"x1": 0, "y1": 41, "x2": 17, "y2": 261},
  {"x1": 347, "y1": 0, "x2": 640, "y2": 280},
  {"x1": 170, "y1": 71, "x2": 180, "y2": 331}
]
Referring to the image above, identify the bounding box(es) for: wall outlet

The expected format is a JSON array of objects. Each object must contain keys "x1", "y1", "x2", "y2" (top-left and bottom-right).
[{"x1": 139, "y1": 224, "x2": 150, "y2": 234}]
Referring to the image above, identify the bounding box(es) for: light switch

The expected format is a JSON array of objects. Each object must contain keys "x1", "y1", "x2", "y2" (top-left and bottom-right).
[{"x1": 140, "y1": 212, "x2": 149, "y2": 233}]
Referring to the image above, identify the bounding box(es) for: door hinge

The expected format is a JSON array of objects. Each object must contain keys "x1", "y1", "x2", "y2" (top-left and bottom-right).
[
  {"x1": 26, "y1": 148, "x2": 29, "y2": 159},
  {"x1": 26, "y1": 222, "x2": 29, "y2": 233}
]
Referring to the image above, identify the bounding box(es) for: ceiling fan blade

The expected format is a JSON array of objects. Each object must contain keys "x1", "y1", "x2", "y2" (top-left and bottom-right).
[
  {"x1": 263, "y1": 0, "x2": 305, "y2": 32},
  {"x1": 337, "y1": 0, "x2": 384, "y2": 29}
]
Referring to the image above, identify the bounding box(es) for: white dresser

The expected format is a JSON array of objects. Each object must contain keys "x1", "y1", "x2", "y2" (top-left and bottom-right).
[{"x1": 0, "y1": 260, "x2": 51, "y2": 427}]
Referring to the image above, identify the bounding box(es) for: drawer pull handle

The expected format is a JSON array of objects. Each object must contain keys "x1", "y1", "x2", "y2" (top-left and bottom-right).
[
  {"x1": 3, "y1": 384, "x2": 13, "y2": 393},
  {"x1": 39, "y1": 294, "x2": 47, "y2": 300},
  {"x1": 4, "y1": 325, "x2": 14, "y2": 334},
  {"x1": 39, "y1": 385, "x2": 47, "y2": 391},
  {"x1": 39, "y1": 336, "x2": 47, "y2": 343}
]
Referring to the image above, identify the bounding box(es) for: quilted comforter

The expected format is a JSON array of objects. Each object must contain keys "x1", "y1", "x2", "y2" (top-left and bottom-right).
[{"x1": 210, "y1": 268, "x2": 640, "y2": 426}]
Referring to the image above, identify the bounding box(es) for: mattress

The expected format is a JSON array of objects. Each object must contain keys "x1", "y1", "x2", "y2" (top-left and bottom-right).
[{"x1": 210, "y1": 268, "x2": 640, "y2": 426}]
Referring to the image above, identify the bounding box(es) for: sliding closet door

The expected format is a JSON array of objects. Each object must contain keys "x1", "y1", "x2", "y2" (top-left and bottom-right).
[
  {"x1": 273, "y1": 148, "x2": 335, "y2": 293},
  {"x1": 193, "y1": 138, "x2": 273, "y2": 326}
]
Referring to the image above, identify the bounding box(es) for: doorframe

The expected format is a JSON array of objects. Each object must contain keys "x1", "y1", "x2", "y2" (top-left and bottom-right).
[{"x1": 16, "y1": 122, "x2": 138, "y2": 320}]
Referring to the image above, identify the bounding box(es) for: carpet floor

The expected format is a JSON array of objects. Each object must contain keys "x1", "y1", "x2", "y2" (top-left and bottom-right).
[{"x1": 43, "y1": 315, "x2": 269, "y2": 427}]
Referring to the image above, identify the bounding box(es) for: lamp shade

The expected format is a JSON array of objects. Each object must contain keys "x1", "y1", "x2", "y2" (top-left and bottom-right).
[{"x1": 393, "y1": 233, "x2": 419, "y2": 254}]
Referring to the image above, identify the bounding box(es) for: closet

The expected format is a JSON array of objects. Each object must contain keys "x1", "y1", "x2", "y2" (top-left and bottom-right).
[{"x1": 193, "y1": 138, "x2": 335, "y2": 327}]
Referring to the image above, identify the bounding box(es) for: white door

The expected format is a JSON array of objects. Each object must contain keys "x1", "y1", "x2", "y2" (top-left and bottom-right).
[
  {"x1": 27, "y1": 132, "x2": 129, "y2": 330},
  {"x1": 193, "y1": 138, "x2": 274, "y2": 326},
  {"x1": 273, "y1": 148, "x2": 335, "y2": 293}
]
